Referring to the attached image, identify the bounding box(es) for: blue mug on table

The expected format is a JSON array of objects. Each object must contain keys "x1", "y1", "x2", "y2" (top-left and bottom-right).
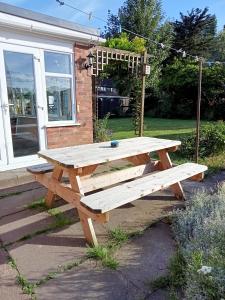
[{"x1": 111, "y1": 140, "x2": 119, "y2": 148}]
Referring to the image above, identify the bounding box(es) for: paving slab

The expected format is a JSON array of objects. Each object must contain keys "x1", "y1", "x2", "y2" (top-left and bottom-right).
[
  {"x1": 115, "y1": 222, "x2": 175, "y2": 292},
  {"x1": 0, "y1": 168, "x2": 35, "y2": 190},
  {"x1": 36, "y1": 259, "x2": 137, "y2": 300},
  {"x1": 7, "y1": 220, "x2": 86, "y2": 283},
  {"x1": 0, "y1": 181, "x2": 41, "y2": 197},
  {"x1": 36, "y1": 222, "x2": 173, "y2": 300},
  {"x1": 0, "y1": 203, "x2": 77, "y2": 245},
  {"x1": 0, "y1": 209, "x2": 56, "y2": 245},
  {"x1": 0, "y1": 186, "x2": 46, "y2": 218},
  {"x1": 0, "y1": 248, "x2": 30, "y2": 300},
  {"x1": 6, "y1": 193, "x2": 181, "y2": 284}
]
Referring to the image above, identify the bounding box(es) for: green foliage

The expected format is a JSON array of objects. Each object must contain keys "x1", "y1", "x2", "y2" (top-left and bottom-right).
[
  {"x1": 27, "y1": 198, "x2": 46, "y2": 210},
  {"x1": 86, "y1": 245, "x2": 119, "y2": 270},
  {"x1": 159, "y1": 59, "x2": 225, "y2": 120},
  {"x1": 104, "y1": 32, "x2": 146, "y2": 53},
  {"x1": 102, "y1": 10, "x2": 120, "y2": 39},
  {"x1": 108, "y1": 227, "x2": 129, "y2": 245},
  {"x1": 17, "y1": 275, "x2": 36, "y2": 297},
  {"x1": 150, "y1": 250, "x2": 186, "y2": 292},
  {"x1": 94, "y1": 113, "x2": 112, "y2": 142},
  {"x1": 48, "y1": 208, "x2": 73, "y2": 227},
  {"x1": 118, "y1": 0, "x2": 173, "y2": 88},
  {"x1": 213, "y1": 29, "x2": 225, "y2": 61},
  {"x1": 103, "y1": 0, "x2": 173, "y2": 133},
  {"x1": 86, "y1": 227, "x2": 130, "y2": 270},
  {"x1": 180, "y1": 121, "x2": 225, "y2": 159},
  {"x1": 173, "y1": 8, "x2": 217, "y2": 58},
  {"x1": 172, "y1": 187, "x2": 225, "y2": 299}
]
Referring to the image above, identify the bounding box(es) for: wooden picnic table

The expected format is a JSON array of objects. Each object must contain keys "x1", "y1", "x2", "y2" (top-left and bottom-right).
[{"x1": 28, "y1": 137, "x2": 207, "y2": 246}]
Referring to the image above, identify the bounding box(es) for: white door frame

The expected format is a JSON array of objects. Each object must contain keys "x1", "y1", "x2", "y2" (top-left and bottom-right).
[{"x1": 0, "y1": 43, "x2": 46, "y2": 167}]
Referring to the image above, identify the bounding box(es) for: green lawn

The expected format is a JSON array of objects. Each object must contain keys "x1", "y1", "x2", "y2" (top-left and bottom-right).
[
  {"x1": 109, "y1": 117, "x2": 203, "y2": 140},
  {"x1": 108, "y1": 117, "x2": 224, "y2": 173}
]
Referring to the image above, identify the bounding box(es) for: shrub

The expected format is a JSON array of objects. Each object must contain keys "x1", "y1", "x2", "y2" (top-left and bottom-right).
[
  {"x1": 172, "y1": 186, "x2": 225, "y2": 299},
  {"x1": 94, "y1": 113, "x2": 112, "y2": 142},
  {"x1": 180, "y1": 121, "x2": 225, "y2": 159}
]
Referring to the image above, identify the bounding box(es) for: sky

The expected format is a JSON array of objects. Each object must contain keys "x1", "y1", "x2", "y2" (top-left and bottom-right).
[{"x1": 1, "y1": 0, "x2": 225, "y2": 32}]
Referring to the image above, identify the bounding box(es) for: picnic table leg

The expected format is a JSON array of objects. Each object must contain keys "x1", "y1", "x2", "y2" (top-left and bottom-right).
[
  {"x1": 78, "y1": 211, "x2": 98, "y2": 246},
  {"x1": 157, "y1": 149, "x2": 185, "y2": 200},
  {"x1": 45, "y1": 166, "x2": 63, "y2": 208},
  {"x1": 69, "y1": 171, "x2": 98, "y2": 246}
]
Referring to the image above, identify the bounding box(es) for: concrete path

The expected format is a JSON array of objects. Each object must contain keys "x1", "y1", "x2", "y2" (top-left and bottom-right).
[{"x1": 0, "y1": 170, "x2": 224, "y2": 300}]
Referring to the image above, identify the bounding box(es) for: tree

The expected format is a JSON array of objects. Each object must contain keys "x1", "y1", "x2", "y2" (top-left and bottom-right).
[
  {"x1": 104, "y1": 0, "x2": 173, "y2": 88},
  {"x1": 213, "y1": 28, "x2": 225, "y2": 61},
  {"x1": 158, "y1": 58, "x2": 225, "y2": 120},
  {"x1": 173, "y1": 8, "x2": 217, "y2": 58},
  {"x1": 102, "y1": 10, "x2": 120, "y2": 39}
]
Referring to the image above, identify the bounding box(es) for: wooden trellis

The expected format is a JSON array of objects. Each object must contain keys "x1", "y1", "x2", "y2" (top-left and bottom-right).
[
  {"x1": 92, "y1": 46, "x2": 144, "y2": 76},
  {"x1": 92, "y1": 46, "x2": 150, "y2": 136}
]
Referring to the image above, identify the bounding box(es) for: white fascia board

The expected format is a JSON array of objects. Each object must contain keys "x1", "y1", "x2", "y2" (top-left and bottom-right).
[{"x1": 0, "y1": 12, "x2": 105, "y2": 44}]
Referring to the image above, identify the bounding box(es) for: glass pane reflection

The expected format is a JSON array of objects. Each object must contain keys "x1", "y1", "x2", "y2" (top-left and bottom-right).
[
  {"x1": 4, "y1": 51, "x2": 39, "y2": 157},
  {"x1": 46, "y1": 76, "x2": 72, "y2": 121}
]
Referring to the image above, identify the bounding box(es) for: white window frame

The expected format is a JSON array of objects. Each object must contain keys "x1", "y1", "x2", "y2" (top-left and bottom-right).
[{"x1": 40, "y1": 50, "x2": 76, "y2": 127}]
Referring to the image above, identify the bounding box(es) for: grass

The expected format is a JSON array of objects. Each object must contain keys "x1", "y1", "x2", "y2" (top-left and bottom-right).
[
  {"x1": 108, "y1": 227, "x2": 129, "y2": 246},
  {"x1": 149, "y1": 250, "x2": 186, "y2": 299},
  {"x1": 27, "y1": 198, "x2": 47, "y2": 210},
  {"x1": 108, "y1": 117, "x2": 204, "y2": 140},
  {"x1": 86, "y1": 227, "x2": 130, "y2": 270},
  {"x1": 17, "y1": 275, "x2": 36, "y2": 298},
  {"x1": 108, "y1": 117, "x2": 225, "y2": 173},
  {"x1": 87, "y1": 245, "x2": 119, "y2": 269}
]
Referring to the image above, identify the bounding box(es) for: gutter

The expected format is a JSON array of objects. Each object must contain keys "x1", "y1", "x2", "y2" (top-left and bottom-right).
[{"x1": 0, "y1": 12, "x2": 105, "y2": 44}]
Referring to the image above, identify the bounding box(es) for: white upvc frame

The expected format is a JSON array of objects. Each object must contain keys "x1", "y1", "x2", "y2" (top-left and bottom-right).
[
  {"x1": 40, "y1": 50, "x2": 76, "y2": 127},
  {"x1": 0, "y1": 91, "x2": 8, "y2": 167},
  {"x1": 0, "y1": 43, "x2": 46, "y2": 166}
]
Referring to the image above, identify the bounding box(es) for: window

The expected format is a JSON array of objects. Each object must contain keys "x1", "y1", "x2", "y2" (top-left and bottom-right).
[{"x1": 44, "y1": 51, "x2": 74, "y2": 122}]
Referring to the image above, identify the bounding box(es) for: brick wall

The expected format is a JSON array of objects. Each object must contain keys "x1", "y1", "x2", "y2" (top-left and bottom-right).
[{"x1": 46, "y1": 43, "x2": 93, "y2": 149}]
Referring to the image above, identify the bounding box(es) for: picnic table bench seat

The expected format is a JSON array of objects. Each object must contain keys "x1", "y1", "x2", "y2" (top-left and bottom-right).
[
  {"x1": 27, "y1": 163, "x2": 53, "y2": 174},
  {"x1": 81, "y1": 163, "x2": 207, "y2": 214}
]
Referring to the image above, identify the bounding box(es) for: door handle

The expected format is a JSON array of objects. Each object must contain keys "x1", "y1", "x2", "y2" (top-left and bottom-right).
[{"x1": 1, "y1": 103, "x2": 14, "y2": 108}]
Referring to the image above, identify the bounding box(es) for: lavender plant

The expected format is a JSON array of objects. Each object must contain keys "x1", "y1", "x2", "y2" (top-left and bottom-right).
[{"x1": 172, "y1": 186, "x2": 225, "y2": 299}]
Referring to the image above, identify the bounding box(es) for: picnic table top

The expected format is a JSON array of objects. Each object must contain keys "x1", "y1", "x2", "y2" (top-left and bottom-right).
[{"x1": 38, "y1": 137, "x2": 181, "y2": 169}]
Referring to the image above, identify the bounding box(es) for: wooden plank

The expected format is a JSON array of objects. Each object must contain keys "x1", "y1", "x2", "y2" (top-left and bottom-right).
[
  {"x1": 126, "y1": 153, "x2": 150, "y2": 165},
  {"x1": 27, "y1": 163, "x2": 53, "y2": 174},
  {"x1": 45, "y1": 166, "x2": 63, "y2": 208},
  {"x1": 190, "y1": 173, "x2": 205, "y2": 181},
  {"x1": 35, "y1": 173, "x2": 108, "y2": 223},
  {"x1": 80, "y1": 162, "x2": 159, "y2": 193},
  {"x1": 68, "y1": 170, "x2": 99, "y2": 245},
  {"x1": 81, "y1": 163, "x2": 208, "y2": 213},
  {"x1": 78, "y1": 210, "x2": 98, "y2": 246},
  {"x1": 157, "y1": 150, "x2": 185, "y2": 200},
  {"x1": 38, "y1": 137, "x2": 181, "y2": 169}
]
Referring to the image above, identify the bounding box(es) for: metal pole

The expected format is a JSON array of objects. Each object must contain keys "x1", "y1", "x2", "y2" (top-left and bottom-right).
[
  {"x1": 139, "y1": 50, "x2": 147, "y2": 137},
  {"x1": 195, "y1": 58, "x2": 203, "y2": 163}
]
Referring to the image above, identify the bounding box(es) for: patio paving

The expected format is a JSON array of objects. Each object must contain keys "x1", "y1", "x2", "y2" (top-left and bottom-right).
[
  {"x1": 36, "y1": 222, "x2": 174, "y2": 300},
  {"x1": 0, "y1": 169, "x2": 224, "y2": 300}
]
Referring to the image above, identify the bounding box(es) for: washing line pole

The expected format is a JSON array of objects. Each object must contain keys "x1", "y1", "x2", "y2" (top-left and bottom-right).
[
  {"x1": 139, "y1": 50, "x2": 147, "y2": 137},
  {"x1": 195, "y1": 58, "x2": 203, "y2": 163}
]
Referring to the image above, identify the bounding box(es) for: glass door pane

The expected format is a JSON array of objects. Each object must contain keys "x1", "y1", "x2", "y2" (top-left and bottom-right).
[{"x1": 4, "y1": 51, "x2": 39, "y2": 157}]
